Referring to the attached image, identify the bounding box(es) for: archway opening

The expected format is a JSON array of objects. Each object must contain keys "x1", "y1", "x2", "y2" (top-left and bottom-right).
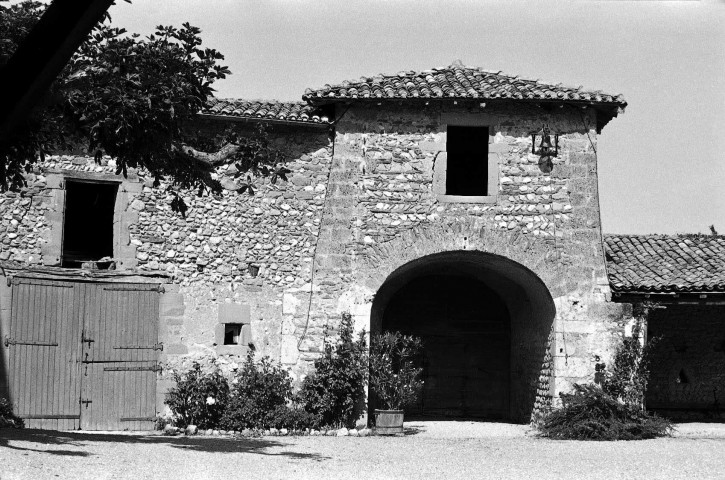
[{"x1": 370, "y1": 251, "x2": 556, "y2": 423}]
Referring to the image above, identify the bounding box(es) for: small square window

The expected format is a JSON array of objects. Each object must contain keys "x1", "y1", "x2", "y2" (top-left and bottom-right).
[{"x1": 224, "y1": 324, "x2": 242, "y2": 345}]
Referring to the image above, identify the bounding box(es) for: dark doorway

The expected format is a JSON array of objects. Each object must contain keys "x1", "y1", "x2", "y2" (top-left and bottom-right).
[
  {"x1": 370, "y1": 251, "x2": 556, "y2": 423},
  {"x1": 62, "y1": 181, "x2": 117, "y2": 268},
  {"x1": 383, "y1": 274, "x2": 510, "y2": 419}
]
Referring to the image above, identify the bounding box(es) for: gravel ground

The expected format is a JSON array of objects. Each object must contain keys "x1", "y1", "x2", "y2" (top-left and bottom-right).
[{"x1": 2, "y1": 422, "x2": 724, "y2": 480}]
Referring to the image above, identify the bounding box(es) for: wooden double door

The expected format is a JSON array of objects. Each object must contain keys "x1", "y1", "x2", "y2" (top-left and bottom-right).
[{"x1": 5, "y1": 277, "x2": 161, "y2": 430}]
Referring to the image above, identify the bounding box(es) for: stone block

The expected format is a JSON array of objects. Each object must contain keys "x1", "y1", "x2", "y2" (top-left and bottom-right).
[
  {"x1": 165, "y1": 343, "x2": 188, "y2": 355},
  {"x1": 45, "y1": 174, "x2": 63, "y2": 189},
  {"x1": 488, "y1": 142, "x2": 509, "y2": 154},
  {"x1": 281, "y1": 318, "x2": 295, "y2": 335},
  {"x1": 160, "y1": 293, "x2": 185, "y2": 318},
  {"x1": 218, "y1": 303, "x2": 250, "y2": 324},
  {"x1": 419, "y1": 141, "x2": 445, "y2": 152},
  {"x1": 241, "y1": 324, "x2": 252, "y2": 345},
  {"x1": 165, "y1": 317, "x2": 184, "y2": 326},
  {"x1": 280, "y1": 335, "x2": 299, "y2": 365},
  {"x1": 215, "y1": 345, "x2": 249, "y2": 356},
  {"x1": 283, "y1": 292, "x2": 301, "y2": 315}
]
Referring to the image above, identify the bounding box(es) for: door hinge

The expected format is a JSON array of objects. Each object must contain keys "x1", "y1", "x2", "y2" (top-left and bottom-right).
[
  {"x1": 103, "y1": 364, "x2": 162, "y2": 372},
  {"x1": 121, "y1": 417, "x2": 156, "y2": 422},
  {"x1": 113, "y1": 343, "x2": 163, "y2": 351},
  {"x1": 4, "y1": 336, "x2": 58, "y2": 347},
  {"x1": 80, "y1": 399, "x2": 92, "y2": 407}
]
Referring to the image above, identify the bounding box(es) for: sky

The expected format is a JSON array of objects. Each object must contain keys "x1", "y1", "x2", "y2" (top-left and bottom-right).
[{"x1": 47, "y1": 1, "x2": 725, "y2": 233}]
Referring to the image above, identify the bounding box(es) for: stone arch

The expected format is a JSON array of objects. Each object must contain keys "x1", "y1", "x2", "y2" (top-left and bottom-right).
[
  {"x1": 357, "y1": 219, "x2": 567, "y2": 300},
  {"x1": 369, "y1": 249, "x2": 556, "y2": 423}
]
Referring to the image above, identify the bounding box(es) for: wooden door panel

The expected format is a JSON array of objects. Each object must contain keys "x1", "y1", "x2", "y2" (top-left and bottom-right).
[
  {"x1": 7, "y1": 279, "x2": 81, "y2": 430},
  {"x1": 80, "y1": 284, "x2": 159, "y2": 430}
]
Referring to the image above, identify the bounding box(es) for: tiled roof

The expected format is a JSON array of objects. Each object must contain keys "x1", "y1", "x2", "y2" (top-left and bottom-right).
[
  {"x1": 200, "y1": 98, "x2": 330, "y2": 124},
  {"x1": 604, "y1": 235, "x2": 725, "y2": 293},
  {"x1": 303, "y1": 63, "x2": 627, "y2": 108}
]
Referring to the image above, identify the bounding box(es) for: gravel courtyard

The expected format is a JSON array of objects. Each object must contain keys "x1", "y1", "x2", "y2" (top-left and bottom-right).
[{"x1": 2, "y1": 422, "x2": 724, "y2": 480}]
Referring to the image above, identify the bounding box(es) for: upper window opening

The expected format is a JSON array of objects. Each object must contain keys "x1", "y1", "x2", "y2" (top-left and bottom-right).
[
  {"x1": 62, "y1": 180, "x2": 118, "y2": 268},
  {"x1": 446, "y1": 126, "x2": 489, "y2": 196}
]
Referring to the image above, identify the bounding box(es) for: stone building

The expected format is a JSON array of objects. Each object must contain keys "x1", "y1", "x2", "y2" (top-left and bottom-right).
[
  {"x1": 605, "y1": 234, "x2": 725, "y2": 421},
  {"x1": 0, "y1": 64, "x2": 632, "y2": 429}
]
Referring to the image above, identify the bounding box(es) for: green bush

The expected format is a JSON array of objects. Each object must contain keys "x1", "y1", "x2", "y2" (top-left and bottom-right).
[
  {"x1": 369, "y1": 331, "x2": 424, "y2": 410},
  {"x1": 164, "y1": 362, "x2": 229, "y2": 429},
  {"x1": 539, "y1": 384, "x2": 673, "y2": 440},
  {"x1": 298, "y1": 313, "x2": 368, "y2": 429},
  {"x1": 0, "y1": 397, "x2": 24, "y2": 429},
  {"x1": 220, "y1": 349, "x2": 296, "y2": 430}
]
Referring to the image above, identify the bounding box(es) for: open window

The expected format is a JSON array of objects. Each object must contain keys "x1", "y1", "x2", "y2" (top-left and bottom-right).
[
  {"x1": 62, "y1": 180, "x2": 118, "y2": 268},
  {"x1": 446, "y1": 126, "x2": 489, "y2": 196},
  {"x1": 430, "y1": 122, "x2": 499, "y2": 204},
  {"x1": 224, "y1": 324, "x2": 243, "y2": 345}
]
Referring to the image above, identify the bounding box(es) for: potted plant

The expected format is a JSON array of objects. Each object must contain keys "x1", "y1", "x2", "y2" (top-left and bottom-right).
[{"x1": 369, "y1": 331, "x2": 424, "y2": 435}]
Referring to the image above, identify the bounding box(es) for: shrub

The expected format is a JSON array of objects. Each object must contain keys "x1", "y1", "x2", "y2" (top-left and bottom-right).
[
  {"x1": 298, "y1": 313, "x2": 368, "y2": 429},
  {"x1": 0, "y1": 397, "x2": 24, "y2": 429},
  {"x1": 164, "y1": 362, "x2": 229, "y2": 429},
  {"x1": 369, "y1": 331, "x2": 424, "y2": 411},
  {"x1": 602, "y1": 309, "x2": 659, "y2": 408},
  {"x1": 539, "y1": 305, "x2": 673, "y2": 440},
  {"x1": 220, "y1": 348, "x2": 295, "y2": 430},
  {"x1": 539, "y1": 384, "x2": 673, "y2": 440},
  {"x1": 266, "y1": 405, "x2": 317, "y2": 431}
]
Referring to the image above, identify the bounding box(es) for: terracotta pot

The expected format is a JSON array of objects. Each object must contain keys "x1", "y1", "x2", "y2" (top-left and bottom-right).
[{"x1": 374, "y1": 409, "x2": 404, "y2": 435}]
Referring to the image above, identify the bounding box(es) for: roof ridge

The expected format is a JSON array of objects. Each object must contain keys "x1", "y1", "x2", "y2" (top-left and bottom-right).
[
  {"x1": 209, "y1": 97, "x2": 306, "y2": 105},
  {"x1": 302, "y1": 64, "x2": 627, "y2": 108}
]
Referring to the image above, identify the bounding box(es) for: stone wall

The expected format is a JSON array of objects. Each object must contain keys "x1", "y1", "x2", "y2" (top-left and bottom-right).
[
  {"x1": 282, "y1": 102, "x2": 628, "y2": 421},
  {"x1": 0, "y1": 122, "x2": 332, "y2": 390},
  {"x1": 0, "y1": 101, "x2": 629, "y2": 422},
  {"x1": 647, "y1": 304, "x2": 725, "y2": 420}
]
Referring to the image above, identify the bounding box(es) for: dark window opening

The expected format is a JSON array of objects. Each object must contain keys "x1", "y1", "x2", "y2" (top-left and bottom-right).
[
  {"x1": 677, "y1": 369, "x2": 689, "y2": 384},
  {"x1": 224, "y1": 324, "x2": 242, "y2": 345},
  {"x1": 446, "y1": 126, "x2": 489, "y2": 196},
  {"x1": 62, "y1": 180, "x2": 118, "y2": 268}
]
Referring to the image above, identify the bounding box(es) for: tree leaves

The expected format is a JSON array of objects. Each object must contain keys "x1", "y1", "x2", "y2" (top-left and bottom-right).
[{"x1": 1, "y1": 4, "x2": 233, "y2": 199}]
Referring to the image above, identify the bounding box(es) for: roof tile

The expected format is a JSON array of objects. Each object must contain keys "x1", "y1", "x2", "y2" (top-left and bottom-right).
[
  {"x1": 304, "y1": 63, "x2": 626, "y2": 108},
  {"x1": 200, "y1": 98, "x2": 330, "y2": 124},
  {"x1": 604, "y1": 234, "x2": 725, "y2": 293}
]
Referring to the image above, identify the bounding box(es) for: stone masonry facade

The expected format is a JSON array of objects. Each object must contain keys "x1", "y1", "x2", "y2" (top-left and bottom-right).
[{"x1": 0, "y1": 65, "x2": 633, "y2": 422}]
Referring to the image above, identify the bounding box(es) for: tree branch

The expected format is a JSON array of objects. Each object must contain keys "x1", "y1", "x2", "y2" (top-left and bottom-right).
[{"x1": 178, "y1": 142, "x2": 240, "y2": 166}]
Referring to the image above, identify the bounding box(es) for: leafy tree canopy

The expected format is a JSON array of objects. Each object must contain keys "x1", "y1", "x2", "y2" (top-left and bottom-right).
[{"x1": 0, "y1": 1, "x2": 284, "y2": 211}]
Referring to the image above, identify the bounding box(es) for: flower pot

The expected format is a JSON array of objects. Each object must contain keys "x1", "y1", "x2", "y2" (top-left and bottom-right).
[{"x1": 374, "y1": 409, "x2": 404, "y2": 435}]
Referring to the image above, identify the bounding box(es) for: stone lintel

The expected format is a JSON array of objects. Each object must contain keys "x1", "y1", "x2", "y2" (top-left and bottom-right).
[
  {"x1": 440, "y1": 112, "x2": 499, "y2": 126},
  {"x1": 436, "y1": 194, "x2": 498, "y2": 204},
  {"x1": 218, "y1": 303, "x2": 251, "y2": 325},
  {"x1": 419, "y1": 141, "x2": 445, "y2": 153}
]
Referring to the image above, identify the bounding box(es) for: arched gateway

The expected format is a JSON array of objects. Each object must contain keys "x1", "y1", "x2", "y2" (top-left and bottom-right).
[{"x1": 370, "y1": 251, "x2": 556, "y2": 423}]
